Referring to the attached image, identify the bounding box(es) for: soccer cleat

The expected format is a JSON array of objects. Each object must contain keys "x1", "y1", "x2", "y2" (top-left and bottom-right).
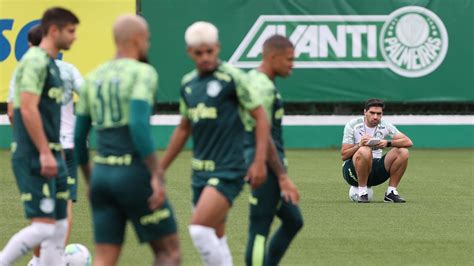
[
  {"x1": 384, "y1": 191, "x2": 406, "y2": 203},
  {"x1": 357, "y1": 193, "x2": 370, "y2": 203}
]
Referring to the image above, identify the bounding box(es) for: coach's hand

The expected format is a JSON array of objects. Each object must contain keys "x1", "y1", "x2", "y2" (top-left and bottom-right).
[
  {"x1": 148, "y1": 174, "x2": 166, "y2": 210},
  {"x1": 40, "y1": 152, "x2": 57, "y2": 178},
  {"x1": 359, "y1": 134, "x2": 371, "y2": 146},
  {"x1": 245, "y1": 161, "x2": 267, "y2": 189},
  {"x1": 376, "y1": 140, "x2": 388, "y2": 149},
  {"x1": 278, "y1": 175, "x2": 300, "y2": 204}
]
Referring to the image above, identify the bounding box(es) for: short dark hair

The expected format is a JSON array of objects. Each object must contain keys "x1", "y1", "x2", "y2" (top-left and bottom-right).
[
  {"x1": 28, "y1": 25, "x2": 43, "y2": 46},
  {"x1": 263, "y1": 35, "x2": 293, "y2": 54},
  {"x1": 365, "y1": 98, "x2": 385, "y2": 110},
  {"x1": 41, "y1": 7, "x2": 79, "y2": 35}
]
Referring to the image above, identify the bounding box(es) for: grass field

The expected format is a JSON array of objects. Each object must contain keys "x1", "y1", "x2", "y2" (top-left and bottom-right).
[{"x1": 1, "y1": 149, "x2": 473, "y2": 265}]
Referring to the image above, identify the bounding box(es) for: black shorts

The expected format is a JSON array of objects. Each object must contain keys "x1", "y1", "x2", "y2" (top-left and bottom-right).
[{"x1": 342, "y1": 155, "x2": 390, "y2": 187}]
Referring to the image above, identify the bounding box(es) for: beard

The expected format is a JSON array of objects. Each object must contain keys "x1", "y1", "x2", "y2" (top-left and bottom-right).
[
  {"x1": 56, "y1": 38, "x2": 71, "y2": 51},
  {"x1": 138, "y1": 55, "x2": 149, "y2": 64}
]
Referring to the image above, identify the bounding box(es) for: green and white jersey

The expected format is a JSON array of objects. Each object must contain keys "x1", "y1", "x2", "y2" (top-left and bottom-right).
[
  {"x1": 56, "y1": 60, "x2": 83, "y2": 149},
  {"x1": 12, "y1": 47, "x2": 64, "y2": 158},
  {"x1": 180, "y1": 62, "x2": 261, "y2": 180},
  {"x1": 10, "y1": 60, "x2": 84, "y2": 149},
  {"x1": 76, "y1": 59, "x2": 157, "y2": 156},
  {"x1": 245, "y1": 70, "x2": 285, "y2": 157},
  {"x1": 342, "y1": 117, "x2": 400, "y2": 159}
]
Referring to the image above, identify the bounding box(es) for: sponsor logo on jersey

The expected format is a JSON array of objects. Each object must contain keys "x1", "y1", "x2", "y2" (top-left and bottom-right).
[
  {"x1": 188, "y1": 103, "x2": 218, "y2": 122},
  {"x1": 229, "y1": 6, "x2": 448, "y2": 78},
  {"x1": 48, "y1": 87, "x2": 64, "y2": 103}
]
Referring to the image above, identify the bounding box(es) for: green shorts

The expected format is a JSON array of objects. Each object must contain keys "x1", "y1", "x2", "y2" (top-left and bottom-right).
[
  {"x1": 192, "y1": 172, "x2": 245, "y2": 206},
  {"x1": 91, "y1": 160, "x2": 177, "y2": 244},
  {"x1": 12, "y1": 153, "x2": 69, "y2": 220},
  {"x1": 342, "y1": 155, "x2": 390, "y2": 187},
  {"x1": 64, "y1": 149, "x2": 78, "y2": 202}
]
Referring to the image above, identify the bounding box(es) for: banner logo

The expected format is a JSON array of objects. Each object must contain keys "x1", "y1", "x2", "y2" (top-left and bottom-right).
[
  {"x1": 380, "y1": 6, "x2": 448, "y2": 77},
  {"x1": 229, "y1": 6, "x2": 448, "y2": 78}
]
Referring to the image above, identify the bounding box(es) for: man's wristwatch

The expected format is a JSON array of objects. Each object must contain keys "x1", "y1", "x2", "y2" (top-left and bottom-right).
[{"x1": 387, "y1": 141, "x2": 392, "y2": 147}]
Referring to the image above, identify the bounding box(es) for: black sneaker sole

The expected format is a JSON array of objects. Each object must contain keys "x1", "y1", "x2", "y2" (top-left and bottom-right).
[{"x1": 384, "y1": 198, "x2": 406, "y2": 203}]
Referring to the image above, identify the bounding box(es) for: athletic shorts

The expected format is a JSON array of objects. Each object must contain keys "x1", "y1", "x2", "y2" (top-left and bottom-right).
[
  {"x1": 64, "y1": 148, "x2": 78, "y2": 202},
  {"x1": 191, "y1": 173, "x2": 245, "y2": 206},
  {"x1": 91, "y1": 161, "x2": 177, "y2": 244},
  {"x1": 12, "y1": 152, "x2": 69, "y2": 220},
  {"x1": 342, "y1": 155, "x2": 390, "y2": 187}
]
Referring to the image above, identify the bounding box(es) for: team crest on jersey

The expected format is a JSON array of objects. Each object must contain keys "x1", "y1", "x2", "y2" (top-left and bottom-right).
[
  {"x1": 207, "y1": 80, "x2": 222, "y2": 97},
  {"x1": 40, "y1": 198, "x2": 55, "y2": 214},
  {"x1": 374, "y1": 131, "x2": 384, "y2": 139}
]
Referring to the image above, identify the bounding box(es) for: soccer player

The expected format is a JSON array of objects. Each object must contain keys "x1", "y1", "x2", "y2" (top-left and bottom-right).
[
  {"x1": 0, "y1": 7, "x2": 79, "y2": 266},
  {"x1": 74, "y1": 15, "x2": 180, "y2": 265},
  {"x1": 7, "y1": 25, "x2": 43, "y2": 125},
  {"x1": 6, "y1": 24, "x2": 84, "y2": 266},
  {"x1": 341, "y1": 99, "x2": 413, "y2": 203},
  {"x1": 159, "y1": 21, "x2": 269, "y2": 265},
  {"x1": 244, "y1": 35, "x2": 303, "y2": 266}
]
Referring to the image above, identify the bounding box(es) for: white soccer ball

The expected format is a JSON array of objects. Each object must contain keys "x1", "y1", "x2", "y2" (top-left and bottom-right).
[
  {"x1": 349, "y1": 186, "x2": 374, "y2": 202},
  {"x1": 64, "y1": 243, "x2": 92, "y2": 266}
]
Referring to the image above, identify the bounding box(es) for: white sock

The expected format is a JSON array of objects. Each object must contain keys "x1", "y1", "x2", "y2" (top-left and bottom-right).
[
  {"x1": 28, "y1": 255, "x2": 40, "y2": 266},
  {"x1": 0, "y1": 223, "x2": 55, "y2": 265},
  {"x1": 219, "y1": 236, "x2": 233, "y2": 266},
  {"x1": 387, "y1": 186, "x2": 398, "y2": 195},
  {"x1": 188, "y1": 225, "x2": 225, "y2": 266},
  {"x1": 40, "y1": 219, "x2": 67, "y2": 266},
  {"x1": 358, "y1": 186, "x2": 368, "y2": 196}
]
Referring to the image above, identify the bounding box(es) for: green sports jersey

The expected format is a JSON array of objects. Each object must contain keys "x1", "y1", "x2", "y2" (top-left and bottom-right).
[
  {"x1": 76, "y1": 59, "x2": 158, "y2": 156},
  {"x1": 244, "y1": 70, "x2": 285, "y2": 156},
  {"x1": 180, "y1": 62, "x2": 261, "y2": 179},
  {"x1": 12, "y1": 47, "x2": 64, "y2": 158}
]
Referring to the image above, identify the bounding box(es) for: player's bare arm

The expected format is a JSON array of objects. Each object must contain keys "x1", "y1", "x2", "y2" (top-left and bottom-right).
[
  {"x1": 267, "y1": 137, "x2": 300, "y2": 203},
  {"x1": 374, "y1": 133, "x2": 413, "y2": 149},
  {"x1": 20, "y1": 92, "x2": 57, "y2": 178},
  {"x1": 143, "y1": 154, "x2": 166, "y2": 210},
  {"x1": 159, "y1": 117, "x2": 192, "y2": 171},
  {"x1": 341, "y1": 134, "x2": 372, "y2": 161},
  {"x1": 246, "y1": 106, "x2": 269, "y2": 189}
]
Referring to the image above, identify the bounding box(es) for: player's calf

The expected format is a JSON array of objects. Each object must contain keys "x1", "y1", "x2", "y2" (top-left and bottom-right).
[
  {"x1": 40, "y1": 219, "x2": 67, "y2": 266},
  {"x1": 0, "y1": 222, "x2": 55, "y2": 265},
  {"x1": 189, "y1": 224, "x2": 226, "y2": 266},
  {"x1": 151, "y1": 234, "x2": 181, "y2": 266}
]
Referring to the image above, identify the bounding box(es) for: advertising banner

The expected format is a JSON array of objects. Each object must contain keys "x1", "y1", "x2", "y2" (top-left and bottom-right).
[{"x1": 142, "y1": 0, "x2": 473, "y2": 103}]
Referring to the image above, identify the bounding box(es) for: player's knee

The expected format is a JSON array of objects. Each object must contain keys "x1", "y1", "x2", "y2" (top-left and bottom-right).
[
  {"x1": 155, "y1": 247, "x2": 181, "y2": 266},
  {"x1": 31, "y1": 222, "x2": 56, "y2": 239},
  {"x1": 188, "y1": 224, "x2": 215, "y2": 246},
  {"x1": 283, "y1": 213, "x2": 303, "y2": 233},
  {"x1": 397, "y1": 148, "x2": 410, "y2": 160},
  {"x1": 354, "y1": 146, "x2": 372, "y2": 161}
]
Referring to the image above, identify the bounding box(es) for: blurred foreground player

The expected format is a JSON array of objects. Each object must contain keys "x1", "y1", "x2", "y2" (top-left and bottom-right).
[
  {"x1": 160, "y1": 21, "x2": 269, "y2": 266},
  {"x1": 244, "y1": 35, "x2": 303, "y2": 266},
  {"x1": 0, "y1": 7, "x2": 79, "y2": 266},
  {"x1": 74, "y1": 15, "x2": 180, "y2": 265}
]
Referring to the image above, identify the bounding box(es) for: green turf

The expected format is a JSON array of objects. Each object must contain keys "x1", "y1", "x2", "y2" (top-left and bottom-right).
[{"x1": 1, "y1": 149, "x2": 473, "y2": 265}]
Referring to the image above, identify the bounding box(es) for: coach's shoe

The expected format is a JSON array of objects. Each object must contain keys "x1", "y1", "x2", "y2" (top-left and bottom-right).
[
  {"x1": 357, "y1": 193, "x2": 370, "y2": 203},
  {"x1": 384, "y1": 191, "x2": 406, "y2": 203}
]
